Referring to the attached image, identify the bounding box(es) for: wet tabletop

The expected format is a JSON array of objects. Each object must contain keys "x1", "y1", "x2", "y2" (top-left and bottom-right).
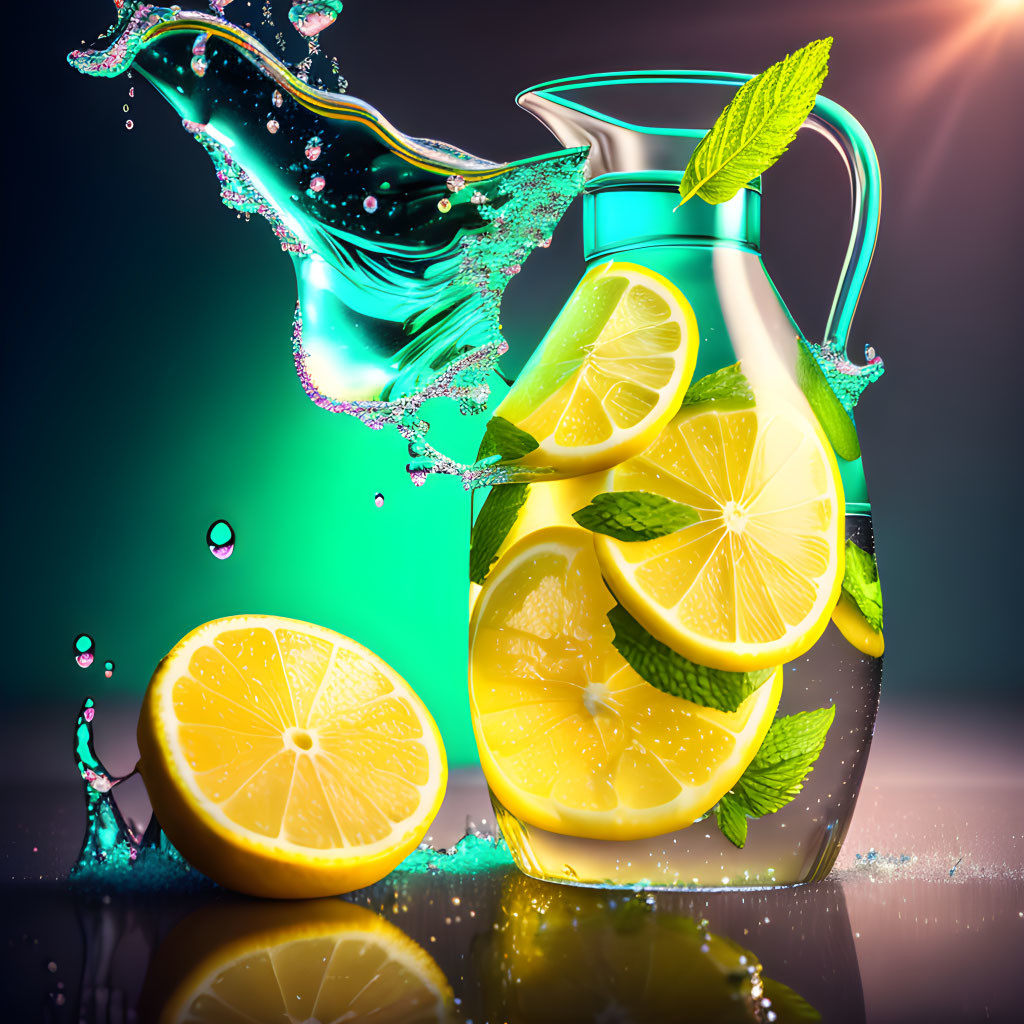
[{"x1": 3, "y1": 700, "x2": 1021, "y2": 1023}]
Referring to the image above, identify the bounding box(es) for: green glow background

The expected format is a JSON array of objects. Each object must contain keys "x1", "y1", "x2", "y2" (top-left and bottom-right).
[{"x1": 4, "y1": 0, "x2": 1022, "y2": 771}]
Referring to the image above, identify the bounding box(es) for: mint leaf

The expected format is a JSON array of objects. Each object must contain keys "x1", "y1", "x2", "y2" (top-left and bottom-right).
[
  {"x1": 573, "y1": 491, "x2": 699, "y2": 542},
  {"x1": 476, "y1": 416, "x2": 539, "y2": 462},
  {"x1": 683, "y1": 362, "x2": 755, "y2": 407},
  {"x1": 715, "y1": 706, "x2": 836, "y2": 848},
  {"x1": 608, "y1": 604, "x2": 774, "y2": 713},
  {"x1": 841, "y1": 539, "x2": 883, "y2": 631},
  {"x1": 469, "y1": 483, "x2": 528, "y2": 584},
  {"x1": 762, "y1": 981, "x2": 823, "y2": 1023},
  {"x1": 679, "y1": 38, "x2": 832, "y2": 206}
]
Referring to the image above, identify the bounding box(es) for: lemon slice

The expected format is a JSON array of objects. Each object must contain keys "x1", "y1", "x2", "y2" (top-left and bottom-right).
[
  {"x1": 142, "y1": 900, "x2": 453, "y2": 1024},
  {"x1": 138, "y1": 615, "x2": 447, "y2": 898},
  {"x1": 469, "y1": 527, "x2": 781, "y2": 840},
  {"x1": 496, "y1": 261, "x2": 698, "y2": 476},
  {"x1": 595, "y1": 398, "x2": 845, "y2": 672}
]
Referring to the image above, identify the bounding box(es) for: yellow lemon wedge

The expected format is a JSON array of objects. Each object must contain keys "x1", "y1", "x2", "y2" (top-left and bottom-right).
[
  {"x1": 495, "y1": 261, "x2": 698, "y2": 477},
  {"x1": 595, "y1": 398, "x2": 845, "y2": 672},
  {"x1": 469, "y1": 527, "x2": 781, "y2": 841},
  {"x1": 141, "y1": 899, "x2": 453, "y2": 1024},
  {"x1": 831, "y1": 591, "x2": 885, "y2": 657},
  {"x1": 137, "y1": 614, "x2": 447, "y2": 898}
]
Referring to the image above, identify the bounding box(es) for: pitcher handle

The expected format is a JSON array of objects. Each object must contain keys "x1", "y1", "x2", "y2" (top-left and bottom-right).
[{"x1": 805, "y1": 96, "x2": 881, "y2": 359}]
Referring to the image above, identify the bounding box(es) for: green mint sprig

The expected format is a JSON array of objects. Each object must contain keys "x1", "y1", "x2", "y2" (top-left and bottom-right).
[
  {"x1": 679, "y1": 37, "x2": 832, "y2": 207},
  {"x1": 469, "y1": 483, "x2": 529, "y2": 585},
  {"x1": 476, "y1": 415, "x2": 540, "y2": 462},
  {"x1": 714, "y1": 705, "x2": 836, "y2": 848},
  {"x1": 572, "y1": 491, "x2": 699, "y2": 542},
  {"x1": 841, "y1": 539, "x2": 883, "y2": 631},
  {"x1": 608, "y1": 604, "x2": 775, "y2": 713},
  {"x1": 683, "y1": 362, "x2": 755, "y2": 408}
]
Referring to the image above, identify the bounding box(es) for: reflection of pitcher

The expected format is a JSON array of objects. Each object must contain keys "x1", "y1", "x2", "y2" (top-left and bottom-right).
[{"x1": 469, "y1": 73, "x2": 884, "y2": 888}]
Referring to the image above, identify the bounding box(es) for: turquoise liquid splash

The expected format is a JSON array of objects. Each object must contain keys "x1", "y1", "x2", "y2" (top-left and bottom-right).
[{"x1": 68, "y1": 4, "x2": 586, "y2": 486}]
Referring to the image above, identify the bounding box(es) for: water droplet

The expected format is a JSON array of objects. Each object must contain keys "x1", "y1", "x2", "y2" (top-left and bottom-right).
[
  {"x1": 305, "y1": 136, "x2": 322, "y2": 161},
  {"x1": 122, "y1": 104, "x2": 129, "y2": 113},
  {"x1": 125, "y1": 119, "x2": 134, "y2": 130},
  {"x1": 46, "y1": 961, "x2": 57, "y2": 973},
  {"x1": 74, "y1": 634, "x2": 94, "y2": 669},
  {"x1": 374, "y1": 492, "x2": 384, "y2": 508},
  {"x1": 128, "y1": 86, "x2": 134, "y2": 98},
  {"x1": 272, "y1": 89, "x2": 283, "y2": 108},
  {"x1": 190, "y1": 55, "x2": 208, "y2": 77},
  {"x1": 446, "y1": 174, "x2": 466, "y2": 193},
  {"x1": 206, "y1": 519, "x2": 235, "y2": 559},
  {"x1": 309, "y1": 174, "x2": 326, "y2": 193},
  {"x1": 266, "y1": 119, "x2": 280, "y2": 134},
  {"x1": 363, "y1": 195, "x2": 379, "y2": 213},
  {"x1": 470, "y1": 190, "x2": 489, "y2": 205},
  {"x1": 865, "y1": 345, "x2": 877, "y2": 361},
  {"x1": 437, "y1": 197, "x2": 451, "y2": 213},
  {"x1": 104, "y1": 661, "x2": 115, "y2": 679}
]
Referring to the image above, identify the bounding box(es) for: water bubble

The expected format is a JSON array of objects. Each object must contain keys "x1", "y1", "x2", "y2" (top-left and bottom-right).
[
  {"x1": 125, "y1": 120, "x2": 134, "y2": 130},
  {"x1": 122, "y1": 104, "x2": 129, "y2": 113},
  {"x1": 104, "y1": 661, "x2": 115, "y2": 679},
  {"x1": 363, "y1": 195, "x2": 378, "y2": 213},
  {"x1": 272, "y1": 89, "x2": 283, "y2": 108},
  {"x1": 191, "y1": 55, "x2": 209, "y2": 77},
  {"x1": 470, "y1": 190, "x2": 489, "y2": 205},
  {"x1": 865, "y1": 345, "x2": 877, "y2": 361},
  {"x1": 437, "y1": 198, "x2": 452, "y2": 213},
  {"x1": 206, "y1": 519, "x2": 235, "y2": 559},
  {"x1": 374, "y1": 492, "x2": 384, "y2": 508},
  {"x1": 74, "y1": 634, "x2": 94, "y2": 669},
  {"x1": 446, "y1": 174, "x2": 466, "y2": 193},
  {"x1": 128, "y1": 86, "x2": 134, "y2": 98},
  {"x1": 305, "y1": 136, "x2": 322, "y2": 161},
  {"x1": 266, "y1": 119, "x2": 280, "y2": 134},
  {"x1": 46, "y1": 961, "x2": 57, "y2": 973},
  {"x1": 309, "y1": 174, "x2": 326, "y2": 193}
]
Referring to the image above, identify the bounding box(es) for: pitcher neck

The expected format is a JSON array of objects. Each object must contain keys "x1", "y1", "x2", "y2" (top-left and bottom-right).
[{"x1": 583, "y1": 172, "x2": 761, "y2": 261}]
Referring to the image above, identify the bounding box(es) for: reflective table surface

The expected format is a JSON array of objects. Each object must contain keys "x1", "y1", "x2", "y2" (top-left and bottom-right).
[{"x1": 3, "y1": 701, "x2": 1021, "y2": 1022}]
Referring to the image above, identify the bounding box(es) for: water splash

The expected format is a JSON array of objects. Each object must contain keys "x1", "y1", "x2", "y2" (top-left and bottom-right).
[
  {"x1": 74, "y1": 634, "x2": 95, "y2": 668},
  {"x1": 68, "y1": 7, "x2": 586, "y2": 486},
  {"x1": 206, "y1": 518, "x2": 235, "y2": 559},
  {"x1": 71, "y1": 698, "x2": 204, "y2": 890},
  {"x1": 396, "y1": 832, "x2": 513, "y2": 876}
]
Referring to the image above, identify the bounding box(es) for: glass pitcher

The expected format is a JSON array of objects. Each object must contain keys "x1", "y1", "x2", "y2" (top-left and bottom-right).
[{"x1": 469, "y1": 72, "x2": 885, "y2": 888}]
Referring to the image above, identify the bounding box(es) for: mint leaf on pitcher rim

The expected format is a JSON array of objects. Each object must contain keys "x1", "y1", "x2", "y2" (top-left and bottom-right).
[
  {"x1": 572, "y1": 491, "x2": 699, "y2": 542},
  {"x1": 683, "y1": 362, "x2": 755, "y2": 407},
  {"x1": 678, "y1": 37, "x2": 832, "y2": 207}
]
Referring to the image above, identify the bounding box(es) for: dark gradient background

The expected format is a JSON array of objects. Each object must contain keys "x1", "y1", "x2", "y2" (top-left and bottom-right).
[{"x1": 4, "y1": 0, "x2": 1024, "y2": 760}]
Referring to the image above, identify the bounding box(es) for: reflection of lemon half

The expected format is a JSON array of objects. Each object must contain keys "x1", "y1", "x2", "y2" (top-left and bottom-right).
[
  {"x1": 469, "y1": 527, "x2": 781, "y2": 840},
  {"x1": 596, "y1": 399, "x2": 845, "y2": 672},
  {"x1": 142, "y1": 899, "x2": 453, "y2": 1024},
  {"x1": 479, "y1": 872, "x2": 820, "y2": 1023},
  {"x1": 138, "y1": 615, "x2": 447, "y2": 898},
  {"x1": 496, "y1": 261, "x2": 698, "y2": 477}
]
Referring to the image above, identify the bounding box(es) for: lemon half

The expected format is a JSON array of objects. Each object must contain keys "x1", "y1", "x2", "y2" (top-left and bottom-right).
[{"x1": 138, "y1": 615, "x2": 447, "y2": 898}]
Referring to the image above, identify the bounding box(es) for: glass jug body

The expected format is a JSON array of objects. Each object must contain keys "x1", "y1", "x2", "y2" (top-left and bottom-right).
[{"x1": 470, "y1": 73, "x2": 884, "y2": 888}]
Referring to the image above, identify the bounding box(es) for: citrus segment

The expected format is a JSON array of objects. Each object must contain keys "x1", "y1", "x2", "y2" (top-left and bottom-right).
[
  {"x1": 469, "y1": 527, "x2": 782, "y2": 840},
  {"x1": 496, "y1": 261, "x2": 698, "y2": 476},
  {"x1": 595, "y1": 399, "x2": 844, "y2": 671},
  {"x1": 143, "y1": 900, "x2": 452, "y2": 1024},
  {"x1": 138, "y1": 614, "x2": 447, "y2": 898}
]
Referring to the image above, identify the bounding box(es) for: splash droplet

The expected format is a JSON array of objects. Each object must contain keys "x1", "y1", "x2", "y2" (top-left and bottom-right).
[
  {"x1": 266, "y1": 119, "x2": 280, "y2": 134},
  {"x1": 191, "y1": 55, "x2": 208, "y2": 78},
  {"x1": 125, "y1": 119, "x2": 134, "y2": 130},
  {"x1": 128, "y1": 86, "x2": 134, "y2": 98},
  {"x1": 865, "y1": 345, "x2": 877, "y2": 362},
  {"x1": 437, "y1": 197, "x2": 452, "y2": 213},
  {"x1": 272, "y1": 89, "x2": 283, "y2": 108},
  {"x1": 206, "y1": 519, "x2": 235, "y2": 559},
  {"x1": 374, "y1": 492, "x2": 384, "y2": 508},
  {"x1": 305, "y1": 136, "x2": 322, "y2": 161},
  {"x1": 309, "y1": 174, "x2": 326, "y2": 193},
  {"x1": 122, "y1": 104, "x2": 129, "y2": 113},
  {"x1": 363, "y1": 195, "x2": 378, "y2": 213},
  {"x1": 446, "y1": 174, "x2": 466, "y2": 193},
  {"x1": 74, "y1": 634, "x2": 94, "y2": 669},
  {"x1": 104, "y1": 660, "x2": 115, "y2": 679}
]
